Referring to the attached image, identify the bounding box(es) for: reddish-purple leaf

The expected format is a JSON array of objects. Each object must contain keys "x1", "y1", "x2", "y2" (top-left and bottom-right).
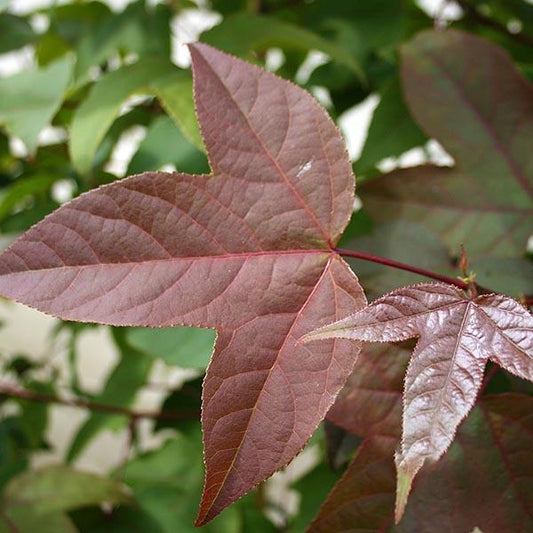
[
  {"x1": 0, "y1": 43, "x2": 365, "y2": 524},
  {"x1": 327, "y1": 342, "x2": 411, "y2": 440},
  {"x1": 303, "y1": 282, "x2": 533, "y2": 521},
  {"x1": 309, "y1": 436, "x2": 397, "y2": 533},
  {"x1": 402, "y1": 30, "x2": 533, "y2": 206},
  {"x1": 311, "y1": 394, "x2": 533, "y2": 532},
  {"x1": 358, "y1": 30, "x2": 533, "y2": 260},
  {"x1": 359, "y1": 165, "x2": 533, "y2": 258}
]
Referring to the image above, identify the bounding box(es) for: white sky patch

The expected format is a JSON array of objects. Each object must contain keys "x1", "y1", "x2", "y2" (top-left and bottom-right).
[
  {"x1": 104, "y1": 125, "x2": 146, "y2": 177},
  {"x1": 51, "y1": 179, "x2": 76, "y2": 204},
  {"x1": 339, "y1": 94, "x2": 380, "y2": 161},
  {"x1": 170, "y1": 8, "x2": 222, "y2": 68}
]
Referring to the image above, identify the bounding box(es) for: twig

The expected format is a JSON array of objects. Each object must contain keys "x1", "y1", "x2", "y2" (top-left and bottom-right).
[
  {"x1": 335, "y1": 248, "x2": 469, "y2": 290},
  {"x1": 456, "y1": 0, "x2": 533, "y2": 47},
  {"x1": 0, "y1": 383, "x2": 200, "y2": 421}
]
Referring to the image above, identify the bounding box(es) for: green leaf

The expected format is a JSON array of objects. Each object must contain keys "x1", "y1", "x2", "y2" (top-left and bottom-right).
[
  {"x1": 0, "y1": 56, "x2": 73, "y2": 153},
  {"x1": 356, "y1": 76, "x2": 427, "y2": 173},
  {"x1": 74, "y1": 2, "x2": 171, "y2": 86},
  {"x1": 0, "y1": 174, "x2": 58, "y2": 221},
  {"x1": 70, "y1": 505, "x2": 162, "y2": 533},
  {"x1": 202, "y1": 12, "x2": 364, "y2": 81},
  {"x1": 291, "y1": 463, "x2": 340, "y2": 533},
  {"x1": 154, "y1": 377, "x2": 202, "y2": 435},
  {"x1": 0, "y1": 509, "x2": 77, "y2": 533},
  {"x1": 125, "y1": 325, "x2": 215, "y2": 369},
  {"x1": 303, "y1": 0, "x2": 418, "y2": 54},
  {"x1": 122, "y1": 432, "x2": 241, "y2": 532},
  {"x1": 0, "y1": 418, "x2": 29, "y2": 491},
  {"x1": 127, "y1": 116, "x2": 208, "y2": 175},
  {"x1": 67, "y1": 329, "x2": 153, "y2": 462},
  {"x1": 17, "y1": 381, "x2": 52, "y2": 450},
  {"x1": 0, "y1": 14, "x2": 36, "y2": 53},
  {"x1": 470, "y1": 257, "x2": 533, "y2": 297},
  {"x1": 69, "y1": 58, "x2": 194, "y2": 175},
  {"x1": 152, "y1": 73, "x2": 204, "y2": 152},
  {"x1": 36, "y1": 32, "x2": 72, "y2": 66},
  {"x1": 0, "y1": 198, "x2": 59, "y2": 235},
  {"x1": 5, "y1": 465, "x2": 131, "y2": 514}
]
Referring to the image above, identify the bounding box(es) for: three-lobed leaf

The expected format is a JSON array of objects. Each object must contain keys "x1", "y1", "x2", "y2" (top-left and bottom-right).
[
  {"x1": 304, "y1": 282, "x2": 533, "y2": 521},
  {"x1": 0, "y1": 43, "x2": 365, "y2": 524}
]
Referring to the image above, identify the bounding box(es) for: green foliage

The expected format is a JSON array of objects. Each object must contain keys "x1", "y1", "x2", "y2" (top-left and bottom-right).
[{"x1": 0, "y1": 0, "x2": 531, "y2": 532}]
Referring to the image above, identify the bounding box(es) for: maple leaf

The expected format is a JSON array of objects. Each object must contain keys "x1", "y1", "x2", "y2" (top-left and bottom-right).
[
  {"x1": 0, "y1": 44, "x2": 366, "y2": 523},
  {"x1": 302, "y1": 282, "x2": 533, "y2": 522}
]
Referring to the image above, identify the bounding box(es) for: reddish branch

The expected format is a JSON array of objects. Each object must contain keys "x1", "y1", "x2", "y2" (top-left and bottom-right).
[
  {"x1": 335, "y1": 248, "x2": 470, "y2": 291},
  {"x1": 0, "y1": 382, "x2": 200, "y2": 421}
]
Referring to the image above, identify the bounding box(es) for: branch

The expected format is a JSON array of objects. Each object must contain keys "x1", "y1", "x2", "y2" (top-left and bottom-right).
[
  {"x1": 0, "y1": 383, "x2": 200, "y2": 421},
  {"x1": 336, "y1": 247, "x2": 470, "y2": 290},
  {"x1": 456, "y1": 0, "x2": 533, "y2": 47}
]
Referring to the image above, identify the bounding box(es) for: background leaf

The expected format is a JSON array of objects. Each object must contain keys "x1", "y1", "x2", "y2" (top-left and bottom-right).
[{"x1": 0, "y1": 56, "x2": 73, "y2": 153}]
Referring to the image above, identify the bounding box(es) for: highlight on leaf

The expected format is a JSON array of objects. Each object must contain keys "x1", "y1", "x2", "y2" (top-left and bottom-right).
[{"x1": 301, "y1": 282, "x2": 533, "y2": 521}]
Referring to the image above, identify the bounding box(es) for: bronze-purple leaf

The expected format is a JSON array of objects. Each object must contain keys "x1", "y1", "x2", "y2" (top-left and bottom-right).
[
  {"x1": 0, "y1": 43, "x2": 366, "y2": 524},
  {"x1": 310, "y1": 394, "x2": 533, "y2": 532},
  {"x1": 302, "y1": 282, "x2": 533, "y2": 522}
]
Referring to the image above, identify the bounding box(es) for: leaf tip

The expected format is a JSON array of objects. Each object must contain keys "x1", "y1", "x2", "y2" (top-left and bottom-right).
[{"x1": 394, "y1": 459, "x2": 420, "y2": 524}]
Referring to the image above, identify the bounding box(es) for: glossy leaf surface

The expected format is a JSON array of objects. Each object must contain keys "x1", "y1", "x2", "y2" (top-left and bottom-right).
[
  {"x1": 304, "y1": 282, "x2": 533, "y2": 520},
  {"x1": 0, "y1": 43, "x2": 365, "y2": 524}
]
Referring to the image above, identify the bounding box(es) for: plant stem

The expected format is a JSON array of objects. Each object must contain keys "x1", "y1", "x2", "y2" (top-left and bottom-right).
[
  {"x1": 0, "y1": 382, "x2": 199, "y2": 421},
  {"x1": 335, "y1": 247, "x2": 469, "y2": 290}
]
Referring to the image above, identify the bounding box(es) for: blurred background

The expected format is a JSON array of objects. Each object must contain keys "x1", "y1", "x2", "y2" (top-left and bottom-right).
[{"x1": 0, "y1": 0, "x2": 531, "y2": 531}]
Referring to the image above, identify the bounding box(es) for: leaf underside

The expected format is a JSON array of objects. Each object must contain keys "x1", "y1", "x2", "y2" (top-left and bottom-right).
[
  {"x1": 0, "y1": 43, "x2": 365, "y2": 524},
  {"x1": 304, "y1": 282, "x2": 533, "y2": 521}
]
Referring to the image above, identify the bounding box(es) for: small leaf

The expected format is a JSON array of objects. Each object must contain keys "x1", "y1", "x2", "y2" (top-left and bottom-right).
[
  {"x1": 5, "y1": 465, "x2": 131, "y2": 513},
  {"x1": 0, "y1": 13, "x2": 36, "y2": 53},
  {"x1": 1, "y1": 509, "x2": 77, "y2": 533},
  {"x1": 304, "y1": 282, "x2": 533, "y2": 521},
  {"x1": 152, "y1": 73, "x2": 205, "y2": 152},
  {"x1": 125, "y1": 325, "x2": 214, "y2": 369},
  {"x1": 0, "y1": 56, "x2": 73, "y2": 153},
  {"x1": 69, "y1": 57, "x2": 176, "y2": 174},
  {"x1": 0, "y1": 174, "x2": 59, "y2": 222},
  {"x1": 73, "y1": 2, "x2": 171, "y2": 86},
  {"x1": 126, "y1": 115, "x2": 208, "y2": 176},
  {"x1": 202, "y1": 12, "x2": 364, "y2": 80}
]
